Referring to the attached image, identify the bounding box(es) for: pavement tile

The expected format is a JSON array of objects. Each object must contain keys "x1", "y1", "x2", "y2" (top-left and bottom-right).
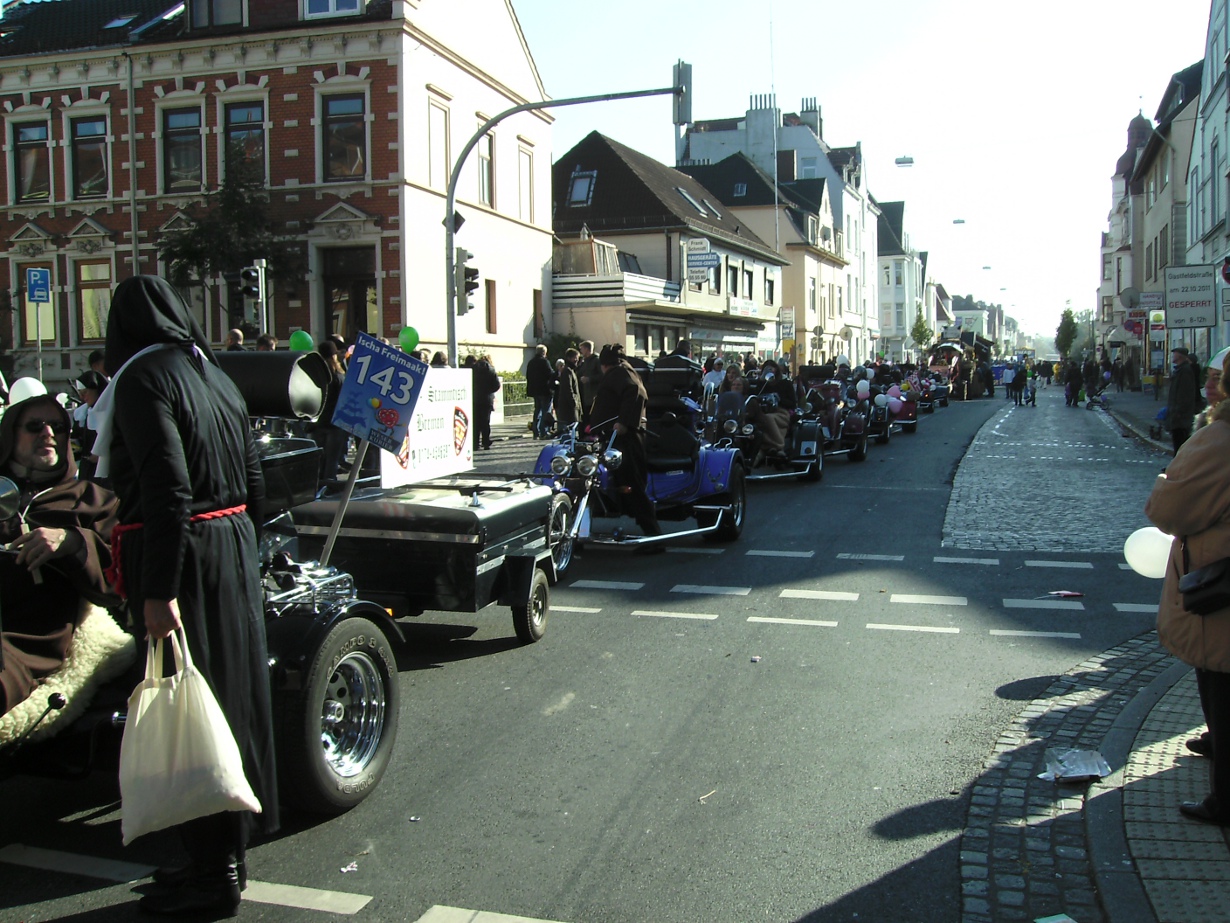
[{"x1": 1145, "y1": 880, "x2": 1230, "y2": 922}]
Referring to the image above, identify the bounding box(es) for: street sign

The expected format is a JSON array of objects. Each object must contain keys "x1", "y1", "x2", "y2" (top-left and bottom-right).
[
  {"x1": 1164, "y1": 264, "x2": 1217, "y2": 328},
  {"x1": 25, "y1": 267, "x2": 50, "y2": 303},
  {"x1": 1139, "y1": 291, "x2": 1164, "y2": 309},
  {"x1": 686, "y1": 252, "x2": 722, "y2": 268},
  {"x1": 687, "y1": 266, "x2": 710, "y2": 284},
  {"x1": 686, "y1": 237, "x2": 710, "y2": 254}
]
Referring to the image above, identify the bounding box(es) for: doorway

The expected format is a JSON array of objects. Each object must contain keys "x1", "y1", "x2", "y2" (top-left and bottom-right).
[{"x1": 323, "y1": 247, "x2": 378, "y2": 343}]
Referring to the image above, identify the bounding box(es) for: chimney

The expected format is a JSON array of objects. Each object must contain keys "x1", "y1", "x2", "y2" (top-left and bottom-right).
[{"x1": 799, "y1": 97, "x2": 822, "y2": 138}]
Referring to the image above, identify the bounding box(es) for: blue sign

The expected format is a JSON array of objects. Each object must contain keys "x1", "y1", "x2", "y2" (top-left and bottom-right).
[
  {"x1": 25, "y1": 267, "x2": 50, "y2": 303},
  {"x1": 687, "y1": 252, "x2": 723, "y2": 268},
  {"x1": 330, "y1": 332, "x2": 430, "y2": 453}
]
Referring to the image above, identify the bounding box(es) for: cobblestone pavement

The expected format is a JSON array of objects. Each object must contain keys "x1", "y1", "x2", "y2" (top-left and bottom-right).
[{"x1": 943, "y1": 388, "x2": 1169, "y2": 553}]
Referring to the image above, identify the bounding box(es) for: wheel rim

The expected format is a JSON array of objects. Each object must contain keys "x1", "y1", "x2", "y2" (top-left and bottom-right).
[
  {"x1": 320, "y1": 651, "x2": 387, "y2": 778},
  {"x1": 530, "y1": 582, "x2": 548, "y2": 631},
  {"x1": 549, "y1": 498, "x2": 573, "y2": 571},
  {"x1": 729, "y1": 470, "x2": 746, "y2": 528}
]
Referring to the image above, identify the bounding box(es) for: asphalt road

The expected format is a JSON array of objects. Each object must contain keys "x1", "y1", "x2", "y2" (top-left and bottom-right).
[{"x1": 1, "y1": 389, "x2": 1170, "y2": 923}]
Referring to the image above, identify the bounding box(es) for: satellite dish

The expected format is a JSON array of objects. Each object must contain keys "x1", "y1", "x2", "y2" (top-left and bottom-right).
[{"x1": 1120, "y1": 287, "x2": 1141, "y2": 309}]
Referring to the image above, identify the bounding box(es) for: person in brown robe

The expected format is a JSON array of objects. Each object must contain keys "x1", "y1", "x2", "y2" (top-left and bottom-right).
[{"x1": 0, "y1": 392, "x2": 118, "y2": 714}]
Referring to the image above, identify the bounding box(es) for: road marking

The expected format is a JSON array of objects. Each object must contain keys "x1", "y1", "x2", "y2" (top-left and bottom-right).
[
  {"x1": 780, "y1": 588, "x2": 859, "y2": 601},
  {"x1": 1118, "y1": 563, "x2": 1134, "y2": 570},
  {"x1": 671, "y1": 584, "x2": 751, "y2": 596},
  {"x1": 933, "y1": 556, "x2": 1000, "y2": 566},
  {"x1": 837, "y1": 553, "x2": 905, "y2": 561},
  {"x1": 415, "y1": 906, "x2": 572, "y2": 923},
  {"x1": 748, "y1": 616, "x2": 838, "y2": 627},
  {"x1": 1024, "y1": 560, "x2": 1094, "y2": 569},
  {"x1": 552, "y1": 606, "x2": 602, "y2": 613},
  {"x1": 890, "y1": 594, "x2": 968, "y2": 606},
  {"x1": 0, "y1": 843, "x2": 153, "y2": 883},
  {"x1": 990, "y1": 630, "x2": 1082, "y2": 639},
  {"x1": 666, "y1": 547, "x2": 726, "y2": 555},
  {"x1": 1113, "y1": 603, "x2": 1157, "y2": 613},
  {"x1": 746, "y1": 549, "x2": 816, "y2": 558},
  {"x1": 1003, "y1": 598, "x2": 1086, "y2": 611},
  {"x1": 0, "y1": 844, "x2": 373, "y2": 915},
  {"x1": 866, "y1": 623, "x2": 960, "y2": 634},
  {"x1": 633, "y1": 609, "x2": 719, "y2": 621},
  {"x1": 246, "y1": 881, "x2": 373, "y2": 914},
  {"x1": 571, "y1": 580, "x2": 644, "y2": 590}
]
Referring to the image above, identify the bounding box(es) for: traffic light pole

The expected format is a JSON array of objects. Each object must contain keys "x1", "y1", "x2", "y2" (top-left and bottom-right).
[{"x1": 444, "y1": 82, "x2": 686, "y2": 367}]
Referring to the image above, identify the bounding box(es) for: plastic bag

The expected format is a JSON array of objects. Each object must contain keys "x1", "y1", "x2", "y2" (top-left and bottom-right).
[{"x1": 119, "y1": 629, "x2": 261, "y2": 845}]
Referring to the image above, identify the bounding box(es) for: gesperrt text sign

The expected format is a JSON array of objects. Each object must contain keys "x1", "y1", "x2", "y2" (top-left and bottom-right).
[{"x1": 1164, "y1": 264, "x2": 1217, "y2": 329}]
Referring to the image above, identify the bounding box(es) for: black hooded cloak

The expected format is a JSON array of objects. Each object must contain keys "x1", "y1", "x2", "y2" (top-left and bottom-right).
[{"x1": 104, "y1": 275, "x2": 277, "y2": 833}]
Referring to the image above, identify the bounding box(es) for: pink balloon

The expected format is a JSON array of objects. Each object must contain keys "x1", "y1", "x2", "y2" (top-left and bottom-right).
[
  {"x1": 888, "y1": 398, "x2": 903, "y2": 414},
  {"x1": 888, "y1": 384, "x2": 902, "y2": 398}
]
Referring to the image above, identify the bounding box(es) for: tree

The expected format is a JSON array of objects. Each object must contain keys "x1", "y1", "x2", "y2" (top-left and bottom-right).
[
  {"x1": 1055, "y1": 308, "x2": 1079, "y2": 358},
  {"x1": 157, "y1": 147, "x2": 305, "y2": 314},
  {"x1": 909, "y1": 307, "x2": 934, "y2": 356}
]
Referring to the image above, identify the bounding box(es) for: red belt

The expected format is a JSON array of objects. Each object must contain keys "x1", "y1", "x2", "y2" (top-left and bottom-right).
[{"x1": 106, "y1": 504, "x2": 247, "y2": 599}]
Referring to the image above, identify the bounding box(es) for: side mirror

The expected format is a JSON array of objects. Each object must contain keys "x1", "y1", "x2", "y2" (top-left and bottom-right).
[{"x1": 0, "y1": 476, "x2": 18, "y2": 521}]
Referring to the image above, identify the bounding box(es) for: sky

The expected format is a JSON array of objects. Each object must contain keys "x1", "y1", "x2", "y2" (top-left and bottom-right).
[{"x1": 512, "y1": 0, "x2": 1211, "y2": 339}]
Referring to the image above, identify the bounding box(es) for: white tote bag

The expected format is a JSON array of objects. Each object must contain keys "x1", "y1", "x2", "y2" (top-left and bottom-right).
[{"x1": 119, "y1": 628, "x2": 261, "y2": 845}]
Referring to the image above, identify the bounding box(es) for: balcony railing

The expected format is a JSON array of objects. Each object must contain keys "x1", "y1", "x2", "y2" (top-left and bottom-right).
[{"x1": 552, "y1": 272, "x2": 681, "y2": 305}]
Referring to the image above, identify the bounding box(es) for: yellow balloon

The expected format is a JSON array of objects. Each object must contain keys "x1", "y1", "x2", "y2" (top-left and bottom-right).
[{"x1": 369, "y1": 397, "x2": 381, "y2": 409}]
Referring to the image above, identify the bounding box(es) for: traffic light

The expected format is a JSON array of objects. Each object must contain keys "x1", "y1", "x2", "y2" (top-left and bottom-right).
[
  {"x1": 455, "y1": 247, "x2": 478, "y2": 316},
  {"x1": 239, "y1": 261, "x2": 266, "y2": 326}
]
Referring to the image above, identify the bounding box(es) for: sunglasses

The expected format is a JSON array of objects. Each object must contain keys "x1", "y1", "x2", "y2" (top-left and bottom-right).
[{"x1": 22, "y1": 419, "x2": 67, "y2": 435}]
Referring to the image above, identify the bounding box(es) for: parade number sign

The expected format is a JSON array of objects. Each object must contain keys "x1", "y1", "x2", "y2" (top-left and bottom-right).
[
  {"x1": 1164, "y1": 265, "x2": 1217, "y2": 329},
  {"x1": 331, "y1": 332, "x2": 429, "y2": 452}
]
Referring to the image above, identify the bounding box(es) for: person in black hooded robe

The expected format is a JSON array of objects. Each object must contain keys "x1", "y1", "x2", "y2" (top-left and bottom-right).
[{"x1": 101, "y1": 275, "x2": 275, "y2": 917}]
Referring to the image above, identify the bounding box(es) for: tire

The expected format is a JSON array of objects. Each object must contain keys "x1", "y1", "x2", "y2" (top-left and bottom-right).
[
  {"x1": 547, "y1": 493, "x2": 573, "y2": 577},
  {"x1": 512, "y1": 567, "x2": 550, "y2": 644},
  {"x1": 276, "y1": 616, "x2": 399, "y2": 814},
  {"x1": 903, "y1": 420, "x2": 917, "y2": 434},
  {"x1": 799, "y1": 451, "x2": 822, "y2": 482},
  {"x1": 940, "y1": 397, "x2": 949, "y2": 407},
  {"x1": 701, "y1": 461, "x2": 746, "y2": 541},
  {"x1": 875, "y1": 420, "x2": 891, "y2": 445},
  {"x1": 924, "y1": 403, "x2": 935, "y2": 414},
  {"x1": 848, "y1": 429, "x2": 869, "y2": 462}
]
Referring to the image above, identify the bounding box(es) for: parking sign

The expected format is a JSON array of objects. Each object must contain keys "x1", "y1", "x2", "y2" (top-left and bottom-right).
[{"x1": 25, "y1": 267, "x2": 50, "y2": 303}]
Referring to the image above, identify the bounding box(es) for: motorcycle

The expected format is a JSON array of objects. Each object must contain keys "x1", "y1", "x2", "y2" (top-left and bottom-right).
[
  {"x1": 796, "y1": 365, "x2": 869, "y2": 462},
  {"x1": 710, "y1": 386, "x2": 821, "y2": 482}
]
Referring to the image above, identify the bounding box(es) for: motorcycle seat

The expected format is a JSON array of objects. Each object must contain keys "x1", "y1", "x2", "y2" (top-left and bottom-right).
[{"x1": 645, "y1": 416, "x2": 699, "y2": 471}]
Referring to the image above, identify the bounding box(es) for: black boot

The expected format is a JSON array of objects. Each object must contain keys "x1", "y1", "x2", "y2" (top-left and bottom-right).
[
  {"x1": 139, "y1": 865, "x2": 241, "y2": 917},
  {"x1": 151, "y1": 858, "x2": 248, "y2": 892}
]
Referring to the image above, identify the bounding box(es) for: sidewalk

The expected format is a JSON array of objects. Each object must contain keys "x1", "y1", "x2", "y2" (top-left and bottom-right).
[{"x1": 959, "y1": 390, "x2": 1228, "y2": 923}]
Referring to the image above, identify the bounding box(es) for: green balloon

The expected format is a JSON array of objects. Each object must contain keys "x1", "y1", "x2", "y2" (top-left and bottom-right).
[
  {"x1": 288, "y1": 330, "x2": 314, "y2": 352},
  {"x1": 399, "y1": 326, "x2": 420, "y2": 353}
]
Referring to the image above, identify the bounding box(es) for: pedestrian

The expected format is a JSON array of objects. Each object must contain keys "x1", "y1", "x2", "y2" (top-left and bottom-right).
[
  {"x1": 1065, "y1": 360, "x2": 1083, "y2": 407},
  {"x1": 748, "y1": 359, "x2": 795, "y2": 464},
  {"x1": 470, "y1": 353, "x2": 499, "y2": 450},
  {"x1": 224, "y1": 328, "x2": 246, "y2": 351},
  {"x1": 555, "y1": 348, "x2": 581, "y2": 430},
  {"x1": 589, "y1": 343, "x2": 660, "y2": 543},
  {"x1": 702, "y1": 357, "x2": 727, "y2": 392},
  {"x1": 0, "y1": 385, "x2": 119, "y2": 715},
  {"x1": 576, "y1": 340, "x2": 603, "y2": 423},
  {"x1": 312, "y1": 341, "x2": 349, "y2": 485},
  {"x1": 524, "y1": 344, "x2": 554, "y2": 439},
  {"x1": 1145, "y1": 348, "x2": 1230, "y2": 827},
  {"x1": 1196, "y1": 348, "x2": 1230, "y2": 431},
  {"x1": 71, "y1": 370, "x2": 108, "y2": 481},
  {"x1": 1113, "y1": 357, "x2": 1125, "y2": 392},
  {"x1": 99, "y1": 275, "x2": 276, "y2": 916},
  {"x1": 255, "y1": 333, "x2": 277, "y2": 352},
  {"x1": 430, "y1": 351, "x2": 449, "y2": 368},
  {"x1": 1167, "y1": 346, "x2": 1201, "y2": 455},
  {"x1": 1001, "y1": 361, "x2": 1015, "y2": 399}
]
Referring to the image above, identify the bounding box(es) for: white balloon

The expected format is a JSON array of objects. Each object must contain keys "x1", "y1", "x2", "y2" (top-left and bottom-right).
[
  {"x1": 7, "y1": 377, "x2": 47, "y2": 405},
  {"x1": 874, "y1": 392, "x2": 888, "y2": 407},
  {"x1": 1123, "y1": 527, "x2": 1173, "y2": 579},
  {"x1": 856, "y1": 380, "x2": 871, "y2": 396}
]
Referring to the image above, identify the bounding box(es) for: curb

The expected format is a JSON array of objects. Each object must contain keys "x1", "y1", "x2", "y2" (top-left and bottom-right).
[{"x1": 1103, "y1": 405, "x2": 1170, "y2": 454}]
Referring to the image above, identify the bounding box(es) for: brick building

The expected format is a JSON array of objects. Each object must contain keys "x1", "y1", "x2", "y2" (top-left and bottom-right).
[{"x1": 0, "y1": 0, "x2": 552, "y2": 384}]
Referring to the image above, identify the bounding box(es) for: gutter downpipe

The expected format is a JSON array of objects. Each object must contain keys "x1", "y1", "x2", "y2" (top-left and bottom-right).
[{"x1": 123, "y1": 53, "x2": 140, "y2": 276}]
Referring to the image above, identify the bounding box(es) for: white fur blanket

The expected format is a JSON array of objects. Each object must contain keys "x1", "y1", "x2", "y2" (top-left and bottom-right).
[{"x1": 0, "y1": 605, "x2": 137, "y2": 747}]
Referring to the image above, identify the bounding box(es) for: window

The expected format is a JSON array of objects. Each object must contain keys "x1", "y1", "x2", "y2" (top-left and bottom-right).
[
  {"x1": 192, "y1": 0, "x2": 242, "y2": 27},
  {"x1": 1160, "y1": 224, "x2": 1170, "y2": 269},
  {"x1": 485, "y1": 278, "x2": 497, "y2": 334},
  {"x1": 13, "y1": 122, "x2": 50, "y2": 203},
  {"x1": 703, "y1": 199, "x2": 721, "y2": 219},
  {"x1": 224, "y1": 101, "x2": 265, "y2": 181},
  {"x1": 478, "y1": 130, "x2": 494, "y2": 206},
  {"x1": 1102, "y1": 254, "x2": 1112, "y2": 282},
  {"x1": 1116, "y1": 256, "x2": 1124, "y2": 292},
  {"x1": 70, "y1": 118, "x2": 108, "y2": 198},
  {"x1": 163, "y1": 108, "x2": 203, "y2": 193},
  {"x1": 1192, "y1": 166, "x2": 1203, "y2": 239},
  {"x1": 743, "y1": 268, "x2": 753, "y2": 298},
  {"x1": 1146, "y1": 242, "x2": 1154, "y2": 281},
  {"x1": 532, "y1": 289, "x2": 544, "y2": 339},
  {"x1": 428, "y1": 102, "x2": 449, "y2": 189},
  {"x1": 882, "y1": 265, "x2": 890, "y2": 286},
  {"x1": 567, "y1": 169, "x2": 596, "y2": 207},
  {"x1": 323, "y1": 95, "x2": 365, "y2": 181},
  {"x1": 764, "y1": 274, "x2": 774, "y2": 305},
  {"x1": 895, "y1": 303, "x2": 904, "y2": 329},
  {"x1": 808, "y1": 278, "x2": 817, "y2": 315},
  {"x1": 894, "y1": 260, "x2": 904, "y2": 286},
  {"x1": 676, "y1": 186, "x2": 707, "y2": 216},
  {"x1": 708, "y1": 264, "x2": 721, "y2": 295},
  {"x1": 1147, "y1": 172, "x2": 1156, "y2": 208},
  {"x1": 727, "y1": 262, "x2": 739, "y2": 295},
  {"x1": 800, "y1": 156, "x2": 818, "y2": 179},
  {"x1": 1212, "y1": 139, "x2": 1222, "y2": 227},
  {"x1": 21, "y1": 263, "x2": 54, "y2": 344},
  {"x1": 733, "y1": 182, "x2": 747, "y2": 197},
  {"x1": 517, "y1": 148, "x2": 533, "y2": 222},
  {"x1": 1161, "y1": 147, "x2": 1170, "y2": 188},
  {"x1": 76, "y1": 260, "x2": 112, "y2": 340},
  {"x1": 306, "y1": 0, "x2": 361, "y2": 16}
]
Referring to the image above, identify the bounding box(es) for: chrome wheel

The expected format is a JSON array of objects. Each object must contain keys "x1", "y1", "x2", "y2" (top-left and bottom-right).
[{"x1": 321, "y1": 651, "x2": 387, "y2": 778}]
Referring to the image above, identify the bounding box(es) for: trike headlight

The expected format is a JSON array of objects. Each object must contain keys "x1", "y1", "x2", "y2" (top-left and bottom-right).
[
  {"x1": 550, "y1": 455, "x2": 571, "y2": 477},
  {"x1": 741, "y1": 423, "x2": 755, "y2": 436},
  {"x1": 576, "y1": 454, "x2": 599, "y2": 477},
  {"x1": 602, "y1": 448, "x2": 623, "y2": 471},
  {"x1": 723, "y1": 419, "x2": 738, "y2": 434}
]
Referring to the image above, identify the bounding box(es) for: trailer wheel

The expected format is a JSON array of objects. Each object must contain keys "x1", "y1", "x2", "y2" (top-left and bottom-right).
[
  {"x1": 512, "y1": 567, "x2": 550, "y2": 644},
  {"x1": 849, "y1": 429, "x2": 869, "y2": 462},
  {"x1": 276, "y1": 617, "x2": 399, "y2": 814},
  {"x1": 547, "y1": 493, "x2": 574, "y2": 577}
]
